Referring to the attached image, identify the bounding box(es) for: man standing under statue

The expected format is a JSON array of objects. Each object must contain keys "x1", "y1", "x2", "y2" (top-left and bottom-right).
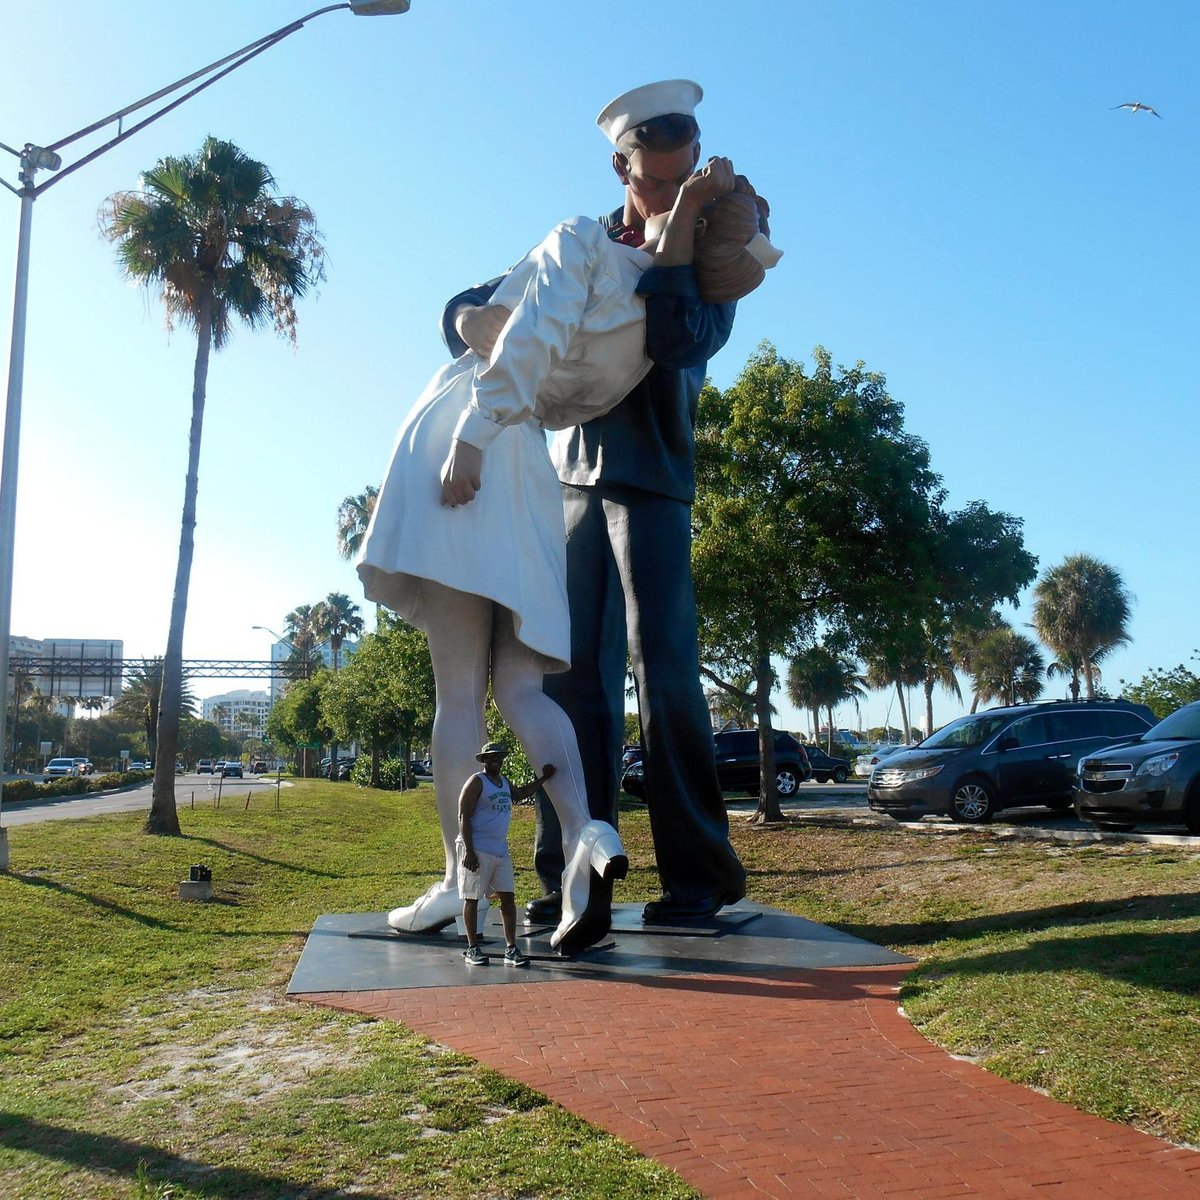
[{"x1": 441, "y1": 79, "x2": 746, "y2": 924}]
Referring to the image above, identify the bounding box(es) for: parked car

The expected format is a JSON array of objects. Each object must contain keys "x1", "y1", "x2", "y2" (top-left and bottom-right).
[
  {"x1": 43, "y1": 757, "x2": 77, "y2": 782},
  {"x1": 197, "y1": 759, "x2": 215, "y2": 774},
  {"x1": 624, "y1": 732, "x2": 812, "y2": 800},
  {"x1": 622, "y1": 745, "x2": 643, "y2": 769},
  {"x1": 854, "y1": 745, "x2": 904, "y2": 778},
  {"x1": 714, "y1": 729, "x2": 811, "y2": 797},
  {"x1": 803, "y1": 745, "x2": 852, "y2": 784},
  {"x1": 175, "y1": 762, "x2": 185, "y2": 775},
  {"x1": 868, "y1": 700, "x2": 1157, "y2": 824},
  {"x1": 221, "y1": 760, "x2": 244, "y2": 778},
  {"x1": 250, "y1": 760, "x2": 268, "y2": 774},
  {"x1": 129, "y1": 760, "x2": 149, "y2": 771},
  {"x1": 620, "y1": 758, "x2": 647, "y2": 799},
  {"x1": 1075, "y1": 700, "x2": 1200, "y2": 834},
  {"x1": 319, "y1": 756, "x2": 356, "y2": 779},
  {"x1": 72, "y1": 757, "x2": 94, "y2": 776}
]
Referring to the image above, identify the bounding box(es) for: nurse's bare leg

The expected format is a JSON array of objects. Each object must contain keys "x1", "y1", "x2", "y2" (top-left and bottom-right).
[
  {"x1": 387, "y1": 582, "x2": 490, "y2": 933},
  {"x1": 491, "y1": 608, "x2": 626, "y2": 953}
]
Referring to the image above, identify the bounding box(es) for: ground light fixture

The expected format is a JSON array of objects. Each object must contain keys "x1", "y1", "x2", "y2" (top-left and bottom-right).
[{"x1": 0, "y1": 2, "x2": 413, "y2": 870}]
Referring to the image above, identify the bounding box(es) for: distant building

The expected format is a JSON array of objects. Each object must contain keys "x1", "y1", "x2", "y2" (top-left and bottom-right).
[
  {"x1": 268, "y1": 638, "x2": 358, "y2": 704},
  {"x1": 203, "y1": 690, "x2": 271, "y2": 738},
  {"x1": 8, "y1": 636, "x2": 124, "y2": 702}
]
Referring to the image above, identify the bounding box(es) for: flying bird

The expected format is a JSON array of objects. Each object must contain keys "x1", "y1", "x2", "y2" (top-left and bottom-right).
[{"x1": 1113, "y1": 102, "x2": 1163, "y2": 119}]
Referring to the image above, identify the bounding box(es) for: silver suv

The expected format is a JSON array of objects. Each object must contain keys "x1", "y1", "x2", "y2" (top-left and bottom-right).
[{"x1": 1075, "y1": 700, "x2": 1200, "y2": 833}]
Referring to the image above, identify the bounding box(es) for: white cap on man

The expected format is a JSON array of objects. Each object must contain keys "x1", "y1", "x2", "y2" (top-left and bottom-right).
[{"x1": 596, "y1": 79, "x2": 703, "y2": 147}]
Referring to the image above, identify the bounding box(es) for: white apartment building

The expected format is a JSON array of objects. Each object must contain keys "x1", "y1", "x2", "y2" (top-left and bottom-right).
[{"x1": 203, "y1": 690, "x2": 271, "y2": 737}]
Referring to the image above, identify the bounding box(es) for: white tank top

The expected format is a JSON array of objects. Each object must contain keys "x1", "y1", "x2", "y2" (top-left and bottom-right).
[{"x1": 469, "y1": 772, "x2": 513, "y2": 856}]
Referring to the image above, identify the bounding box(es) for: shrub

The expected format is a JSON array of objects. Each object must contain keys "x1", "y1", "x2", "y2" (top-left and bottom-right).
[
  {"x1": 350, "y1": 756, "x2": 411, "y2": 790},
  {"x1": 41, "y1": 776, "x2": 90, "y2": 798},
  {"x1": 2, "y1": 779, "x2": 39, "y2": 802}
]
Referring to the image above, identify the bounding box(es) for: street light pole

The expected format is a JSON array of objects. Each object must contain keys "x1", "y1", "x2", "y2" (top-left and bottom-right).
[{"x1": 0, "y1": 1, "x2": 412, "y2": 868}]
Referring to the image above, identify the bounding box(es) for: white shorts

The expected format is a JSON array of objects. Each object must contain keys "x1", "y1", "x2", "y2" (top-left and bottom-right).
[{"x1": 457, "y1": 838, "x2": 515, "y2": 900}]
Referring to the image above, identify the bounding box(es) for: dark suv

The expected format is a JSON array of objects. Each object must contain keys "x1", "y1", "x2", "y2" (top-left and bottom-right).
[
  {"x1": 1075, "y1": 700, "x2": 1200, "y2": 833},
  {"x1": 621, "y1": 730, "x2": 811, "y2": 800},
  {"x1": 714, "y1": 729, "x2": 811, "y2": 797},
  {"x1": 867, "y1": 700, "x2": 1156, "y2": 823},
  {"x1": 803, "y1": 745, "x2": 852, "y2": 784}
]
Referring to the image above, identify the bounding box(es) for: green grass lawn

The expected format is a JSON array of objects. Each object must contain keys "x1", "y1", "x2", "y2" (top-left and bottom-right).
[{"x1": 2, "y1": 783, "x2": 1199, "y2": 1198}]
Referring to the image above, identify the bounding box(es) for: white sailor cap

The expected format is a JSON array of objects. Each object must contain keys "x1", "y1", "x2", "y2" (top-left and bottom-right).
[{"x1": 595, "y1": 79, "x2": 703, "y2": 147}]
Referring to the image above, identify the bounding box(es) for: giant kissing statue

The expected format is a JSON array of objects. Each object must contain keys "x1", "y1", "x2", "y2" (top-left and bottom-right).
[{"x1": 358, "y1": 79, "x2": 780, "y2": 954}]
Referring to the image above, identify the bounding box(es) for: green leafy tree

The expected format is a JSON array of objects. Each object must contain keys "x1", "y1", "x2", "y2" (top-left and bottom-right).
[
  {"x1": 266, "y1": 674, "x2": 333, "y2": 773},
  {"x1": 321, "y1": 621, "x2": 434, "y2": 787},
  {"x1": 1032, "y1": 554, "x2": 1133, "y2": 701},
  {"x1": 336, "y1": 485, "x2": 378, "y2": 561},
  {"x1": 970, "y1": 626, "x2": 1046, "y2": 708},
  {"x1": 1121, "y1": 657, "x2": 1200, "y2": 720},
  {"x1": 693, "y1": 344, "x2": 941, "y2": 821},
  {"x1": 101, "y1": 136, "x2": 325, "y2": 834}
]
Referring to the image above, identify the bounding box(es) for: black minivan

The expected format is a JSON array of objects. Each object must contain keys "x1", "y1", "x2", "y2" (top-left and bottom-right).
[{"x1": 867, "y1": 700, "x2": 1155, "y2": 823}]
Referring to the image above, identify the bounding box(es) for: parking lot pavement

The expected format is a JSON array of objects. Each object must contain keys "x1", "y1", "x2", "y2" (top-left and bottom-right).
[{"x1": 724, "y1": 783, "x2": 1200, "y2": 845}]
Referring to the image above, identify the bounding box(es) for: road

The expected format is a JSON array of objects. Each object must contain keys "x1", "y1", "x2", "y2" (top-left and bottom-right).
[{"x1": 1, "y1": 772, "x2": 286, "y2": 826}]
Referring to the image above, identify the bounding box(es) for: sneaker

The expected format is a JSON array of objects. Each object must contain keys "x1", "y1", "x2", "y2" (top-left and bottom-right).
[
  {"x1": 503, "y1": 944, "x2": 529, "y2": 968},
  {"x1": 464, "y1": 945, "x2": 488, "y2": 967}
]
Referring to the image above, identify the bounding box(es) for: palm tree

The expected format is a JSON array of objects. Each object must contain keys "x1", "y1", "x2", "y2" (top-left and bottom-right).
[
  {"x1": 863, "y1": 652, "x2": 924, "y2": 745},
  {"x1": 101, "y1": 137, "x2": 325, "y2": 834},
  {"x1": 1031, "y1": 555, "x2": 1132, "y2": 702},
  {"x1": 313, "y1": 593, "x2": 364, "y2": 674},
  {"x1": 949, "y1": 611, "x2": 1006, "y2": 713},
  {"x1": 283, "y1": 604, "x2": 323, "y2": 681},
  {"x1": 111, "y1": 660, "x2": 197, "y2": 762},
  {"x1": 971, "y1": 628, "x2": 1046, "y2": 708},
  {"x1": 314, "y1": 593, "x2": 364, "y2": 782},
  {"x1": 336, "y1": 485, "x2": 378, "y2": 561},
  {"x1": 786, "y1": 645, "x2": 866, "y2": 751},
  {"x1": 920, "y1": 633, "x2": 962, "y2": 742}
]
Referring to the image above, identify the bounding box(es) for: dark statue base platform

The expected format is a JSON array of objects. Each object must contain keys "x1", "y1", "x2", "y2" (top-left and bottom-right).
[{"x1": 287, "y1": 902, "x2": 912, "y2": 995}]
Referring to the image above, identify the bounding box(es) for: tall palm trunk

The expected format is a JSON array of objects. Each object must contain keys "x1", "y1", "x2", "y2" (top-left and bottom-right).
[
  {"x1": 752, "y1": 653, "x2": 783, "y2": 824},
  {"x1": 1082, "y1": 657, "x2": 1096, "y2": 701},
  {"x1": 895, "y1": 681, "x2": 911, "y2": 743},
  {"x1": 148, "y1": 289, "x2": 212, "y2": 835}
]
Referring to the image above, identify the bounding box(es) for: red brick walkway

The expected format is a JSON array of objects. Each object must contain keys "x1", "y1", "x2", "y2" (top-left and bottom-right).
[{"x1": 300, "y1": 965, "x2": 1200, "y2": 1198}]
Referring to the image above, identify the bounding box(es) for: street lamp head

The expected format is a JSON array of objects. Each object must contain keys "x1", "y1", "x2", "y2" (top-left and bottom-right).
[
  {"x1": 349, "y1": 1, "x2": 411, "y2": 14},
  {"x1": 23, "y1": 145, "x2": 61, "y2": 172}
]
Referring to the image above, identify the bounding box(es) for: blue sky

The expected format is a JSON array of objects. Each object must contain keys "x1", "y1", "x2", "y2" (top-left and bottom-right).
[{"x1": 1, "y1": 1, "x2": 1195, "y2": 734}]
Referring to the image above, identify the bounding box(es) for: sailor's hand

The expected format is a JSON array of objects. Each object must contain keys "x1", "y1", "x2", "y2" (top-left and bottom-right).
[
  {"x1": 440, "y1": 439, "x2": 483, "y2": 507},
  {"x1": 454, "y1": 302, "x2": 512, "y2": 359}
]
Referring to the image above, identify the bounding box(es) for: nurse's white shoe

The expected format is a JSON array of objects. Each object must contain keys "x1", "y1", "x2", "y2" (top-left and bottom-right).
[
  {"x1": 551, "y1": 820, "x2": 628, "y2": 956},
  {"x1": 387, "y1": 880, "x2": 460, "y2": 933}
]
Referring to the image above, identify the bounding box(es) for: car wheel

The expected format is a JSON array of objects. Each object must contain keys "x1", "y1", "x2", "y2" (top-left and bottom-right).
[
  {"x1": 1044, "y1": 796, "x2": 1074, "y2": 812},
  {"x1": 776, "y1": 766, "x2": 801, "y2": 797},
  {"x1": 950, "y1": 776, "x2": 997, "y2": 823},
  {"x1": 813, "y1": 773, "x2": 829, "y2": 784},
  {"x1": 832, "y1": 766, "x2": 849, "y2": 784},
  {"x1": 1184, "y1": 786, "x2": 1200, "y2": 836},
  {"x1": 1094, "y1": 820, "x2": 1137, "y2": 833}
]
